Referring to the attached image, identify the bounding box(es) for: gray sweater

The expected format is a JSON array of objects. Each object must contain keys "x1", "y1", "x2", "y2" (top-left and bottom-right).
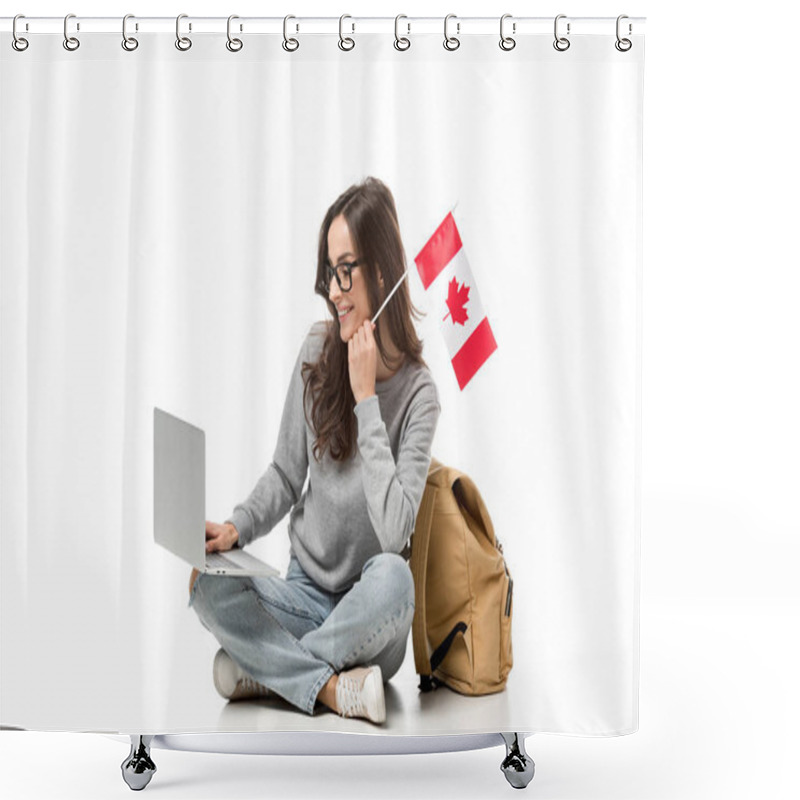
[{"x1": 227, "y1": 320, "x2": 441, "y2": 593}]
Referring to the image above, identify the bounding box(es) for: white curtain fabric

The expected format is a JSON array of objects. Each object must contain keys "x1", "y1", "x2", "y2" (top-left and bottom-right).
[{"x1": 1, "y1": 30, "x2": 643, "y2": 735}]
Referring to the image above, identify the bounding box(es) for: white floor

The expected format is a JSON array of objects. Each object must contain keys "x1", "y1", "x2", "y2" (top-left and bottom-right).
[
  {"x1": 139, "y1": 629, "x2": 525, "y2": 737},
  {"x1": 2, "y1": 594, "x2": 798, "y2": 799}
]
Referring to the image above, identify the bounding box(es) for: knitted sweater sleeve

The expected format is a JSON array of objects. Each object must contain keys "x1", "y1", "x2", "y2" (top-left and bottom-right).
[{"x1": 353, "y1": 384, "x2": 440, "y2": 553}]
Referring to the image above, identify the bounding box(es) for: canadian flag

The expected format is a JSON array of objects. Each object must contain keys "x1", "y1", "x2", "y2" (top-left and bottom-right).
[{"x1": 414, "y1": 213, "x2": 498, "y2": 390}]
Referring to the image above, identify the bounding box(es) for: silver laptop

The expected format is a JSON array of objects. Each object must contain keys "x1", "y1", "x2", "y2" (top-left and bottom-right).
[{"x1": 154, "y1": 407, "x2": 279, "y2": 577}]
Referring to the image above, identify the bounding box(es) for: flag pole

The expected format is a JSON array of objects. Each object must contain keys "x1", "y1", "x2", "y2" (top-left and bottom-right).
[{"x1": 370, "y1": 268, "x2": 409, "y2": 325}]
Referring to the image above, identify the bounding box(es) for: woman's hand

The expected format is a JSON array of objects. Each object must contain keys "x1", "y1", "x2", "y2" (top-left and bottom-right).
[
  {"x1": 348, "y1": 319, "x2": 377, "y2": 404},
  {"x1": 205, "y1": 520, "x2": 239, "y2": 553}
]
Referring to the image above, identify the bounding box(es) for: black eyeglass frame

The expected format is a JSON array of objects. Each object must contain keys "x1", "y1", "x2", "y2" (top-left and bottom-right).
[{"x1": 319, "y1": 261, "x2": 360, "y2": 294}]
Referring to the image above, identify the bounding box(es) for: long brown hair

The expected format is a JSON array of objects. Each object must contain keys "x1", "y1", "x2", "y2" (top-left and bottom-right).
[{"x1": 302, "y1": 177, "x2": 426, "y2": 463}]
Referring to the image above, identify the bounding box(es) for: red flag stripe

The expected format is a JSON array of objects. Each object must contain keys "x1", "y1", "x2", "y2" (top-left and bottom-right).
[
  {"x1": 414, "y1": 212, "x2": 463, "y2": 290},
  {"x1": 451, "y1": 317, "x2": 498, "y2": 390}
]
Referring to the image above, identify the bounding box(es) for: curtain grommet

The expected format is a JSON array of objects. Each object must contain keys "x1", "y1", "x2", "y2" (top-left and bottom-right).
[
  {"x1": 339, "y1": 14, "x2": 355, "y2": 51},
  {"x1": 12, "y1": 14, "x2": 29, "y2": 51},
  {"x1": 63, "y1": 13, "x2": 80, "y2": 51},
  {"x1": 175, "y1": 14, "x2": 192, "y2": 51},
  {"x1": 121, "y1": 14, "x2": 139, "y2": 52},
  {"x1": 226, "y1": 15, "x2": 243, "y2": 52},
  {"x1": 394, "y1": 14, "x2": 411, "y2": 51},
  {"x1": 615, "y1": 15, "x2": 632, "y2": 51},
  {"x1": 553, "y1": 14, "x2": 570, "y2": 52},
  {"x1": 283, "y1": 15, "x2": 299, "y2": 52},
  {"x1": 499, "y1": 14, "x2": 516, "y2": 51},
  {"x1": 444, "y1": 14, "x2": 460, "y2": 51}
]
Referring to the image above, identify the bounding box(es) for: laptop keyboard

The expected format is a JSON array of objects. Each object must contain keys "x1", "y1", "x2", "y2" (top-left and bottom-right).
[
  {"x1": 206, "y1": 551, "x2": 239, "y2": 570},
  {"x1": 205, "y1": 548, "x2": 278, "y2": 576}
]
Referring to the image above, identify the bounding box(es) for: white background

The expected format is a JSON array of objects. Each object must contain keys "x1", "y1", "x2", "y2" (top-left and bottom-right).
[{"x1": 1, "y1": 1, "x2": 798, "y2": 799}]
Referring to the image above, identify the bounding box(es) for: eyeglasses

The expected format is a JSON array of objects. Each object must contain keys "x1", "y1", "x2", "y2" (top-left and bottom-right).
[{"x1": 319, "y1": 261, "x2": 360, "y2": 294}]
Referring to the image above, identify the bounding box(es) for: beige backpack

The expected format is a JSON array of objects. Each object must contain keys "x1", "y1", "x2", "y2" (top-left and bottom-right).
[{"x1": 409, "y1": 458, "x2": 513, "y2": 695}]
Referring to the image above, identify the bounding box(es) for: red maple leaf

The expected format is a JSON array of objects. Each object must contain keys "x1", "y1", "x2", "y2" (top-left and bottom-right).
[{"x1": 443, "y1": 277, "x2": 470, "y2": 326}]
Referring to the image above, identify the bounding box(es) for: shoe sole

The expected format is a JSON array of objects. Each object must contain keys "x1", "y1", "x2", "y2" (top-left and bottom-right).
[{"x1": 213, "y1": 649, "x2": 239, "y2": 699}]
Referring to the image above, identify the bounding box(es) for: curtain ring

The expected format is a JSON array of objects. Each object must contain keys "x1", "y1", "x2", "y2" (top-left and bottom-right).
[
  {"x1": 394, "y1": 14, "x2": 411, "y2": 51},
  {"x1": 499, "y1": 13, "x2": 516, "y2": 51},
  {"x1": 339, "y1": 14, "x2": 355, "y2": 51},
  {"x1": 226, "y1": 15, "x2": 243, "y2": 52},
  {"x1": 63, "y1": 13, "x2": 80, "y2": 51},
  {"x1": 12, "y1": 14, "x2": 29, "y2": 52},
  {"x1": 122, "y1": 14, "x2": 139, "y2": 52},
  {"x1": 615, "y1": 14, "x2": 632, "y2": 52},
  {"x1": 175, "y1": 14, "x2": 192, "y2": 51},
  {"x1": 553, "y1": 14, "x2": 570, "y2": 52},
  {"x1": 283, "y1": 15, "x2": 299, "y2": 51},
  {"x1": 443, "y1": 14, "x2": 460, "y2": 51}
]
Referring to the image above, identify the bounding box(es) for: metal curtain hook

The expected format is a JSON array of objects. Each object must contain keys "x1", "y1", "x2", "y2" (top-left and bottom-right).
[
  {"x1": 227, "y1": 15, "x2": 243, "y2": 52},
  {"x1": 394, "y1": 14, "x2": 411, "y2": 51},
  {"x1": 63, "y1": 13, "x2": 80, "y2": 51},
  {"x1": 339, "y1": 14, "x2": 355, "y2": 51},
  {"x1": 12, "y1": 14, "x2": 29, "y2": 51},
  {"x1": 122, "y1": 14, "x2": 139, "y2": 51},
  {"x1": 500, "y1": 13, "x2": 516, "y2": 51},
  {"x1": 615, "y1": 14, "x2": 632, "y2": 51},
  {"x1": 444, "y1": 13, "x2": 460, "y2": 51},
  {"x1": 175, "y1": 13, "x2": 192, "y2": 51},
  {"x1": 553, "y1": 14, "x2": 570, "y2": 52},
  {"x1": 283, "y1": 15, "x2": 299, "y2": 51}
]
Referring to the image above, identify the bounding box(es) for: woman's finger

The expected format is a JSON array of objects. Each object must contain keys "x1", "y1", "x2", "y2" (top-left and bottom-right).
[{"x1": 208, "y1": 528, "x2": 226, "y2": 552}]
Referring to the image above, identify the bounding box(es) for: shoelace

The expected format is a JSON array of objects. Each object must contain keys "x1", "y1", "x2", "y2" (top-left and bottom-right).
[
  {"x1": 235, "y1": 674, "x2": 270, "y2": 697},
  {"x1": 336, "y1": 674, "x2": 364, "y2": 717}
]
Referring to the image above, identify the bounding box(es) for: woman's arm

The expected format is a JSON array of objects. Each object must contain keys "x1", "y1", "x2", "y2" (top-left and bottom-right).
[
  {"x1": 353, "y1": 386, "x2": 441, "y2": 553},
  {"x1": 225, "y1": 332, "x2": 313, "y2": 547}
]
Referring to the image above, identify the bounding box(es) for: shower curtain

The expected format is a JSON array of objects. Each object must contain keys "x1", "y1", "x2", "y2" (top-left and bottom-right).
[{"x1": 0, "y1": 18, "x2": 643, "y2": 737}]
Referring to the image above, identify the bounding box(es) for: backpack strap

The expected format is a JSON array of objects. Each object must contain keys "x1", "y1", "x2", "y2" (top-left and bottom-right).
[
  {"x1": 430, "y1": 621, "x2": 468, "y2": 672},
  {"x1": 410, "y1": 478, "x2": 437, "y2": 681}
]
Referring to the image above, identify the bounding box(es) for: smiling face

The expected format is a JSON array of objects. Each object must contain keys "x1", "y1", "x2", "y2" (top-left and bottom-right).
[{"x1": 326, "y1": 214, "x2": 376, "y2": 343}]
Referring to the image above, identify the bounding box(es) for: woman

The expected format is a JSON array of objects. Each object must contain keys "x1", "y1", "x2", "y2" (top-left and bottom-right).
[{"x1": 189, "y1": 177, "x2": 441, "y2": 724}]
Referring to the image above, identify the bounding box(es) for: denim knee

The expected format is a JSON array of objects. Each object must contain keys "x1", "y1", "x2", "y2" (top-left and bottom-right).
[
  {"x1": 189, "y1": 572, "x2": 248, "y2": 612},
  {"x1": 363, "y1": 552, "x2": 415, "y2": 612}
]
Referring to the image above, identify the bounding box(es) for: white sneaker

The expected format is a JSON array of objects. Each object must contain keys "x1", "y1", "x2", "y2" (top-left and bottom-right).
[
  {"x1": 213, "y1": 649, "x2": 272, "y2": 701},
  {"x1": 335, "y1": 665, "x2": 386, "y2": 724}
]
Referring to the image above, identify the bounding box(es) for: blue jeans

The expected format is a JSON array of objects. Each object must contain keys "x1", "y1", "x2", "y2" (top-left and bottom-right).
[{"x1": 189, "y1": 552, "x2": 415, "y2": 715}]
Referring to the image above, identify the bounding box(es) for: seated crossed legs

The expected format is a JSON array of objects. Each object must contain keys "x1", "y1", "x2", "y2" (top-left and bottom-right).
[{"x1": 189, "y1": 552, "x2": 414, "y2": 724}]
